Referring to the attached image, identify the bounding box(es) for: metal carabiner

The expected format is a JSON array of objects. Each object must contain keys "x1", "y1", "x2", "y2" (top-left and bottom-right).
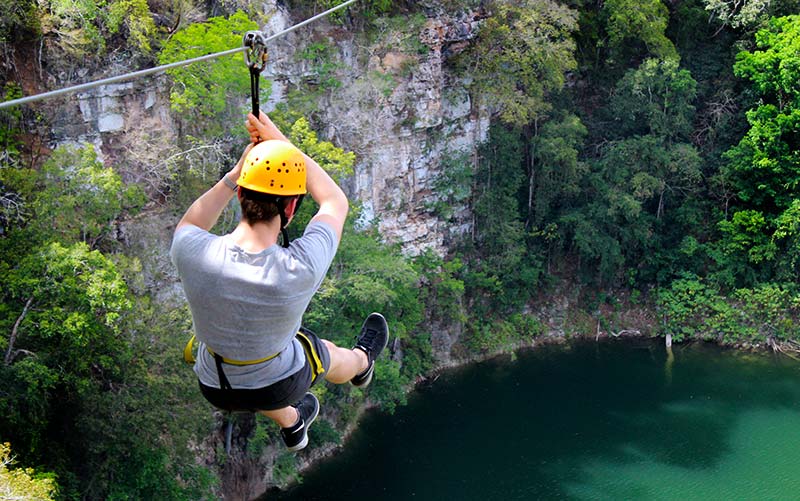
[{"x1": 243, "y1": 31, "x2": 269, "y2": 73}]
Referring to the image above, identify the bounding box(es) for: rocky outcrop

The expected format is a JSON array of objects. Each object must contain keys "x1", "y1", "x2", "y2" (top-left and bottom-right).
[
  {"x1": 31, "y1": 2, "x2": 487, "y2": 257},
  {"x1": 263, "y1": 4, "x2": 488, "y2": 256},
  {"x1": 44, "y1": 71, "x2": 177, "y2": 194}
]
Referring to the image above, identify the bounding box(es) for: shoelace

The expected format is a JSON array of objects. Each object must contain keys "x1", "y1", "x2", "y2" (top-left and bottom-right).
[{"x1": 358, "y1": 327, "x2": 380, "y2": 355}]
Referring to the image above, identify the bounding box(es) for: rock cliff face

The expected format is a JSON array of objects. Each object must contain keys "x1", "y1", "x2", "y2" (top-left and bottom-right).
[
  {"x1": 40, "y1": 2, "x2": 487, "y2": 256},
  {"x1": 261, "y1": 2, "x2": 488, "y2": 255}
]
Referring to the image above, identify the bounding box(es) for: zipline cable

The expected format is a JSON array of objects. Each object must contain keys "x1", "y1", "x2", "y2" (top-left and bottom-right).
[{"x1": 0, "y1": 0, "x2": 358, "y2": 110}]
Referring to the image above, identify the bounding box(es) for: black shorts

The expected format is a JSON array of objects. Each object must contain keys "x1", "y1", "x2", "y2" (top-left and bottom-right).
[{"x1": 198, "y1": 327, "x2": 331, "y2": 412}]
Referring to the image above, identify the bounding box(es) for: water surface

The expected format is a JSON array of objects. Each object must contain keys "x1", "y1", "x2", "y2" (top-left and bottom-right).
[{"x1": 273, "y1": 339, "x2": 800, "y2": 500}]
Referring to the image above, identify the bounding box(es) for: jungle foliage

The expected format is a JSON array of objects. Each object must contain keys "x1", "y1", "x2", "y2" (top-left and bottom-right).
[
  {"x1": 447, "y1": 1, "x2": 800, "y2": 350},
  {"x1": 3, "y1": 1, "x2": 800, "y2": 498}
]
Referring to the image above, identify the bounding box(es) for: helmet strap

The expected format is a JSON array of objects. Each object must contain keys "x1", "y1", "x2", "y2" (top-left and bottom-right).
[
  {"x1": 278, "y1": 195, "x2": 304, "y2": 248},
  {"x1": 279, "y1": 206, "x2": 290, "y2": 248},
  {"x1": 280, "y1": 227, "x2": 290, "y2": 248}
]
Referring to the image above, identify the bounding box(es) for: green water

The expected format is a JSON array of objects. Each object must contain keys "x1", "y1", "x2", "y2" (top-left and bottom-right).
[{"x1": 272, "y1": 339, "x2": 800, "y2": 500}]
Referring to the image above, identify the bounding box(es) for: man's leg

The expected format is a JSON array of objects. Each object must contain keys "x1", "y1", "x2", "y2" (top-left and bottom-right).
[
  {"x1": 323, "y1": 313, "x2": 389, "y2": 386},
  {"x1": 260, "y1": 393, "x2": 320, "y2": 452},
  {"x1": 322, "y1": 340, "x2": 369, "y2": 384},
  {"x1": 259, "y1": 406, "x2": 298, "y2": 428}
]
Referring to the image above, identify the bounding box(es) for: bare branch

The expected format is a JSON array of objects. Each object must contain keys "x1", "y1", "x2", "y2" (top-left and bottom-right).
[{"x1": 5, "y1": 296, "x2": 34, "y2": 366}]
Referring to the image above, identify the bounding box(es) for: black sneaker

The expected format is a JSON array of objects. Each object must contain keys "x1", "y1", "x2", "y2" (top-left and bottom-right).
[
  {"x1": 280, "y1": 392, "x2": 319, "y2": 452},
  {"x1": 351, "y1": 313, "x2": 389, "y2": 388}
]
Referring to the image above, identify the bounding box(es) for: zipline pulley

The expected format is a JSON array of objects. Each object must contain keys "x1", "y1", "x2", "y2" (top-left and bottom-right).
[{"x1": 243, "y1": 31, "x2": 269, "y2": 118}]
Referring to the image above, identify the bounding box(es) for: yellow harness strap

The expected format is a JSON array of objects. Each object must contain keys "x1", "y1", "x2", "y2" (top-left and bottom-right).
[
  {"x1": 183, "y1": 335, "x2": 197, "y2": 364},
  {"x1": 182, "y1": 335, "x2": 280, "y2": 366},
  {"x1": 297, "y1": 330, "x2": 326, "y2": 381}
]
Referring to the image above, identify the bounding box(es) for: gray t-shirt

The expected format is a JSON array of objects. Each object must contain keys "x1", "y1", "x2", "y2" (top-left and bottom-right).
[{"x1": 170, "y1": 221, "x2": 338, "y2": 389}]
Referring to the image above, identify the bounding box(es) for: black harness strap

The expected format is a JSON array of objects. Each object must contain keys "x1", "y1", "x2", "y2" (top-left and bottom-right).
[
  {"x1": 250, "y1": 66, "x2": 261, "y2": 117},
  {"x1": 214, "y1": 353, "x2": 233, "y2": 391},
  {"x1": 279, "y1": 195, "x2": 305, "y2": 248}
]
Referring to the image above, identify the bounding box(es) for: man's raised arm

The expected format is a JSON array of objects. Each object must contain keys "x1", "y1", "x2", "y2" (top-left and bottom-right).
[{"x1": 246, "y1": 112, "x2": 348, "y2": 240}]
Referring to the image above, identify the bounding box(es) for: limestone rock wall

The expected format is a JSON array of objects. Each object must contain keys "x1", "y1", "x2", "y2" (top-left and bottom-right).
[
  {"x1": 261, "y1": 2, "x2": 488, "y2": 256},
  {"x1": 37, "y1": 2, "x2": 486, "y2": 257}
]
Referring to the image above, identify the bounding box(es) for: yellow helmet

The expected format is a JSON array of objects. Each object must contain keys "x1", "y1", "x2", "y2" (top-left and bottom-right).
[{"x1": 237, "y1": 140, "x2": 307, "y2": 195}]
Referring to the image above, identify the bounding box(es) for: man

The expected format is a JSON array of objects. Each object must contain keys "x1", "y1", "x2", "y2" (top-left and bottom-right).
[{"x1": 171, "y1": 112, "x2": 388, "y2": 452}]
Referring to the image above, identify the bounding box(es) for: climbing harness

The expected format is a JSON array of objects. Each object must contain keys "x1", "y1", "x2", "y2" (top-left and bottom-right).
[
  {"x1": 183, "y1": 329, "x2": 325, "y2": 387},
  {"x1": 0, "y1": 0, "x2": 360, "y2": 110},
  {"x1": 297, "y1": 329, "x2": 326, "y2": 381},
  {"x1": 183, "y1": 335, "x2": 280, "y2": 366},
  {"x1": 185, "y1": 328, "x2": 326, "y2": 453}
]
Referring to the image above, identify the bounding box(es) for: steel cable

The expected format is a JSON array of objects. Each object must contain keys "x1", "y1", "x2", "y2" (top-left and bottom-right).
[{"x1": 0, "y1": 0, "x2": 358, "y2": 110}]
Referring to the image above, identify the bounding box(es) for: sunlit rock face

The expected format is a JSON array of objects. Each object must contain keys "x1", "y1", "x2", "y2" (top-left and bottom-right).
[
  {"x1": 42, "y1": 1, "x2": 487, "y2": 257},
  {"x1": 262, "y1": 4, "x2": 489, "y2": 256},
  {"x1": 43, "y1": 2, "x2": 487, "y2": 256}
]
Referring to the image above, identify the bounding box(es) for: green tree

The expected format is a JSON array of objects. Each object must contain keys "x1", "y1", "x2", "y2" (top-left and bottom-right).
[
  {"x1": 158, "y1": 10, "x2": 259, "y2": 135},
  {"x1": 702, "y1": 0, "x2": 772, "y2": 28},
  {"x1": 528, "y1": 112, "x2": 587, "y2": 228},
  {"x1": 39, "y1": 0, "x2": 106, "y2": 58},
  {"x1": 29, "y1": 144, "x2": 144, "y2": 247},
  {"x1": 773, "y1": 199, "x2": 800, "y2": 277},
  {"x1": 725, "y1": 15, "x2": 800, "y2": 209},
  {"x1": 656, "y1": 275, "x2": 725, "y2": 342},
  {"x1": 0, "y1": 240, "x2": 137, "y2": 501},
  {"x1": 0, "y1": 141, "x2": 209, "y2": 498},
  {"x1": 561, "y1": 58, "x2": 702, "y2": 284},
  {"x1": 602, "y1": 0, "x2": 677, "y2": 64},
  {"x1": 105, "y1": 0, "x2": 157, "y2": 53},
  {"x1": 0, "y1": 0, "x2": 39, "y2": 43},
  {"x1": 468, "y1": 124, "x2": 543, "y2": 311},
  {"x1": 0, "y1": 443, "x2": 56, "y2": 501},
  {"x1": 283, "y1": 115, "x2": 355, "y2": 184},
  {"x1": 38, "y1": 0, "x2": 157, "y2": 60},
  {"x1": 459, "y1": 0, "x2": 578, "y2": 126},
  {"x1": 719, "y1": 15, "x2": 800, "y2": 282},
  {"x1": 610, "y1": 58, "x2": 698, "y2": 141}
]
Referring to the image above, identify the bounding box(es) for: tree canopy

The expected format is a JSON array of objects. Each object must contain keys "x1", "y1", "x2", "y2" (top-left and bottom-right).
[{"x1": 459, "y1": 0, "x2": 578, "y2": 126}]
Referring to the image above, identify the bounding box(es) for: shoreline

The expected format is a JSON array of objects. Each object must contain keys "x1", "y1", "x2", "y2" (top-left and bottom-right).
[
  {"x1": 258, "y1": 318, "x2": 800, "y2": 501},
  {"x1": 281, "y1": 329, "x2": 800, "y2": 494}
]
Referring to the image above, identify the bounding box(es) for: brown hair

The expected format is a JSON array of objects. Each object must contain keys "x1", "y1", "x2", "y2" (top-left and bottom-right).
[{"x1": 239, "y1": 187, "x2": 283, "y2": 225}]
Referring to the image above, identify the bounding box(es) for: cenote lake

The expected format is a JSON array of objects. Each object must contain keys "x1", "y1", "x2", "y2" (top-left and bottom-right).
[{"x1": 272, "y1": 339, "x2": 800, "y2": 500}]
